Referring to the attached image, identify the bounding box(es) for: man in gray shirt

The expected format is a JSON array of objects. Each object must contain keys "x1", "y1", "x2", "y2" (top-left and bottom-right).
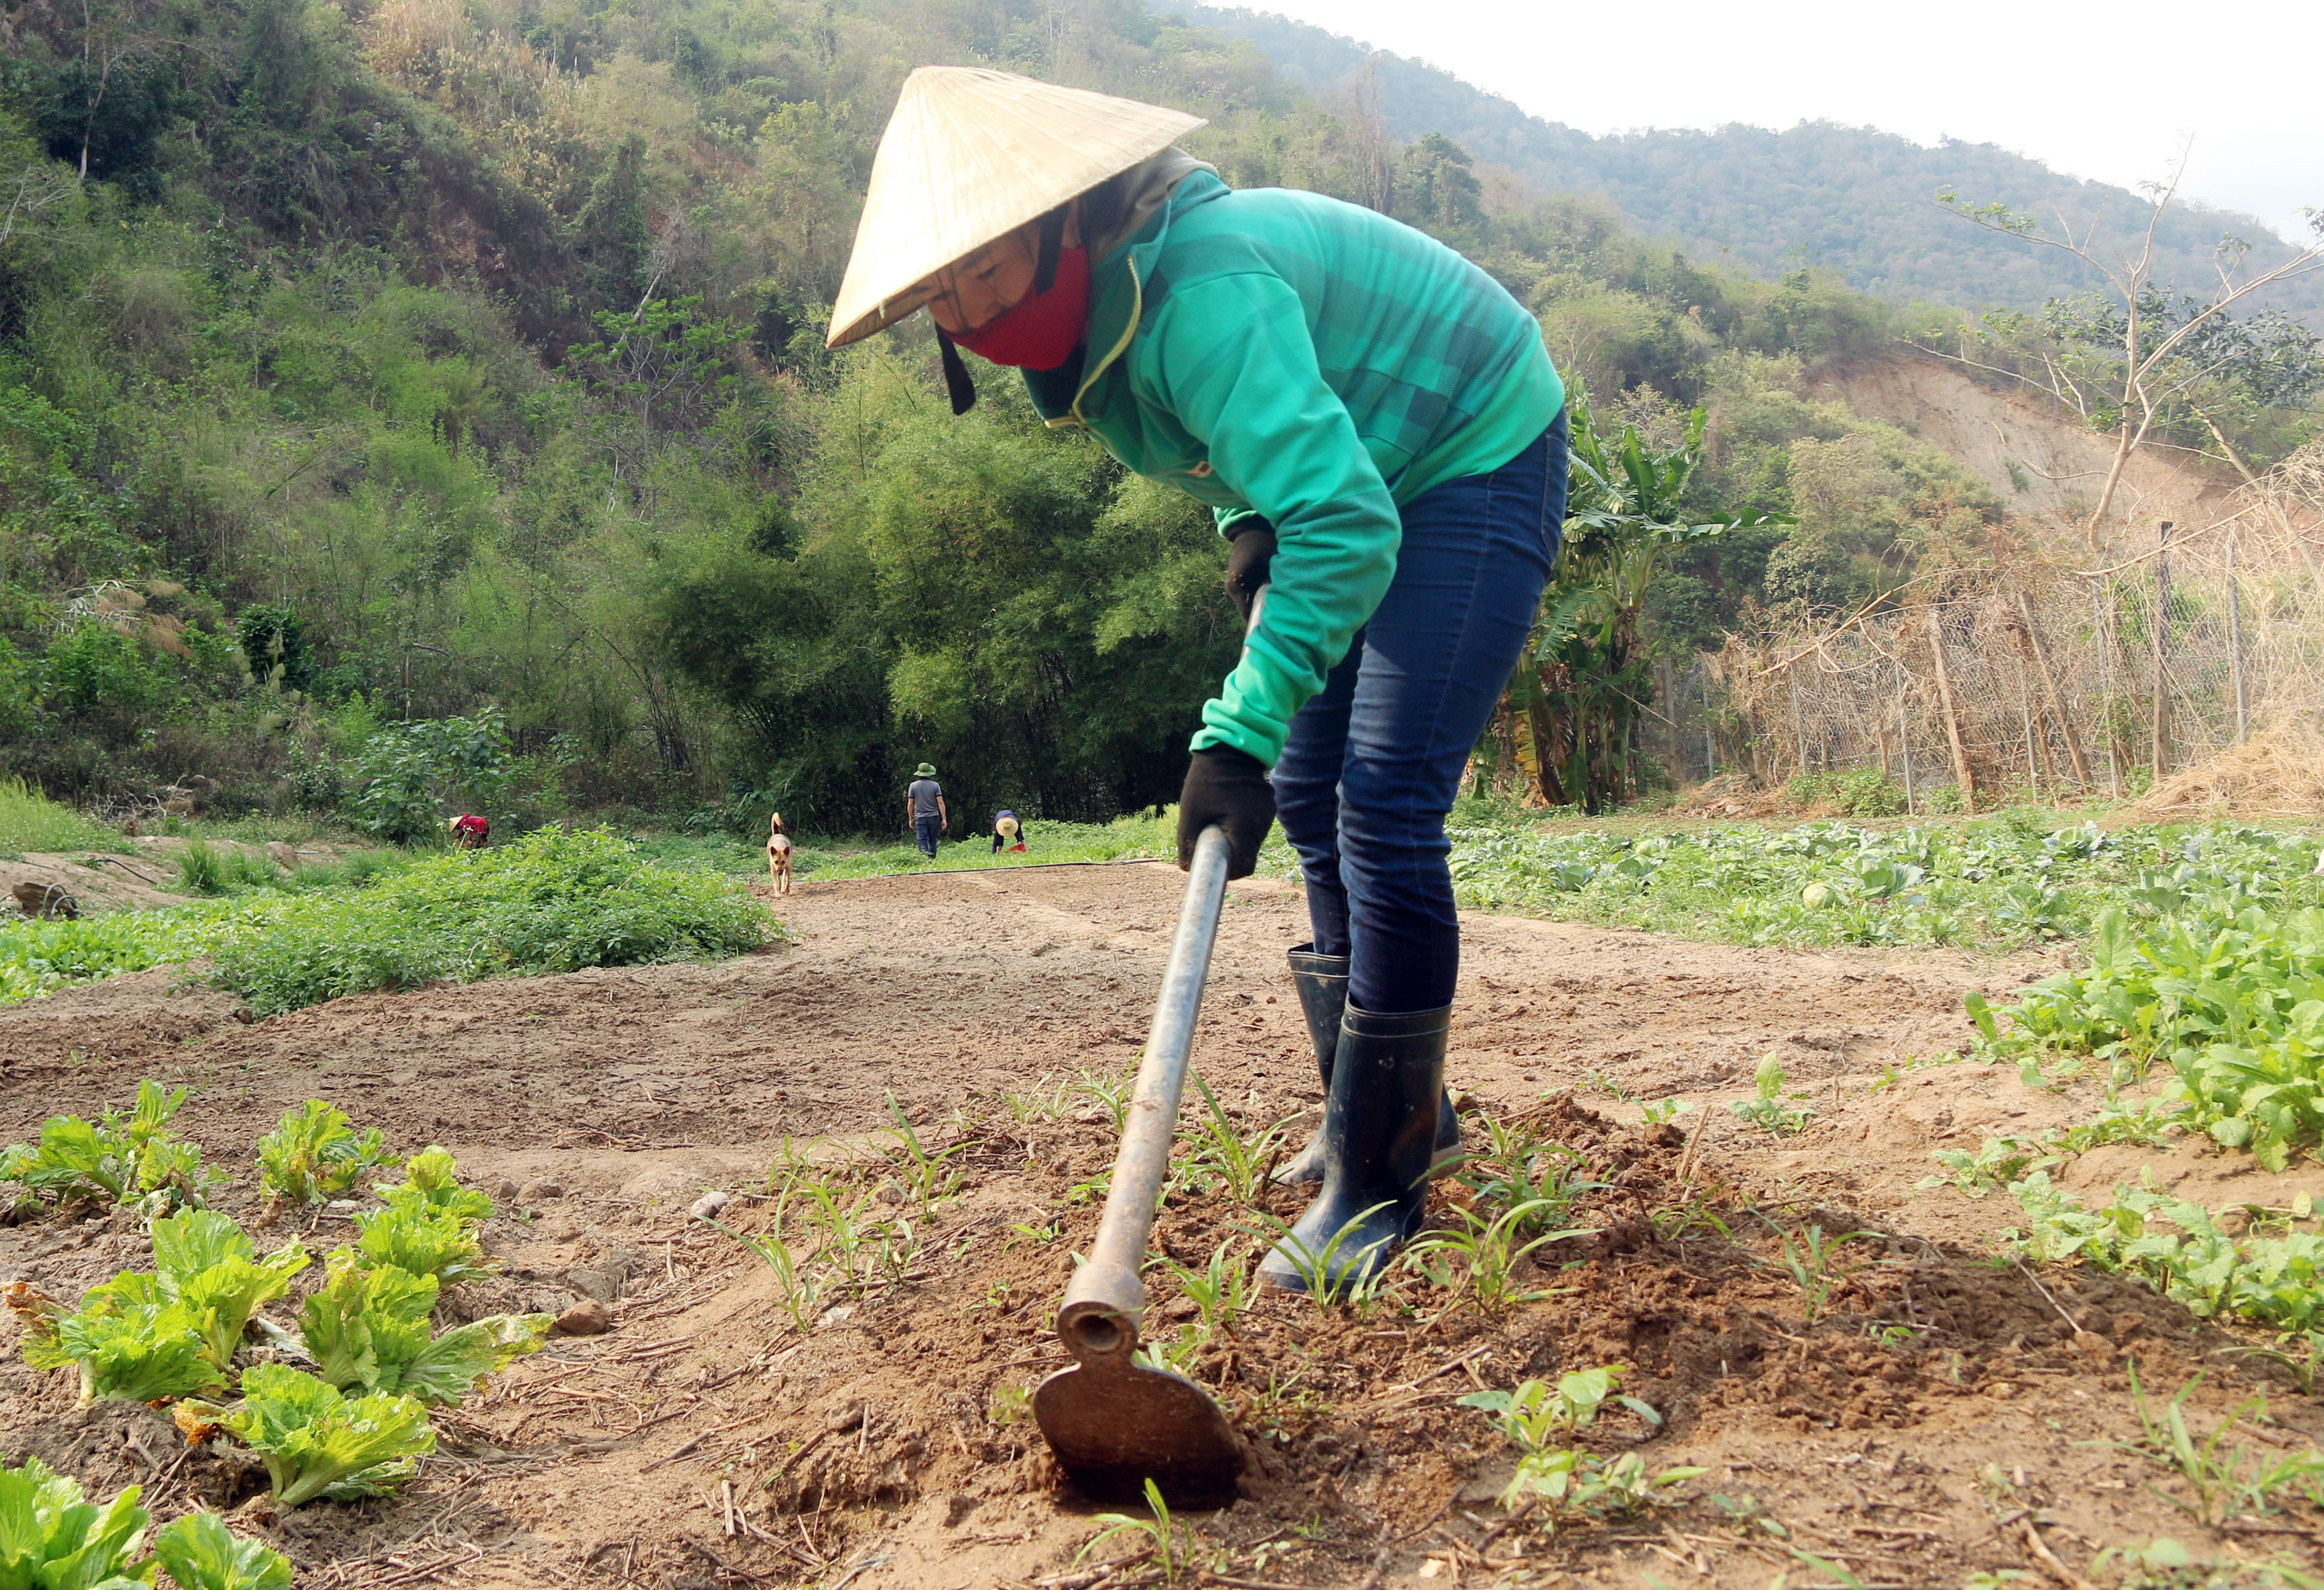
[{"x1": 906, "y1": 763, "x2": 947, "y2": 859}]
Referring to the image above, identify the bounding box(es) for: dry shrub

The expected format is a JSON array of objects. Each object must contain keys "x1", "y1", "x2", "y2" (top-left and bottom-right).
[{"x1": 2130, "y1": 718, "x2": 2324, "y2": 820}]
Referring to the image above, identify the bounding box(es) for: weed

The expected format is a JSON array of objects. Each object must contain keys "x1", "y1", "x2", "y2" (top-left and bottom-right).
[
  {"x1": 1459, "y1": 1117, "x2": 1603, "y2": 1231},
  {"x1": 878, "y1": 1093, "x2": 967, "y2": 1215},
  {"x1": 2124, "y1": 1367, "x2": 2324, "y2": 1525},
  {"x1": 1250, "y1": 1203, "x2": 1400, "y2": 1310},
  {"x1": 1921, "y1": 1137, "x2": 2060, "y2": 1198},
  {"x1": 1172, "y1": 1075, "x2": 1288, "y2": 1204},
  {"x1": 1005, "y1": 1220, "x2": 1059, "y2": 1248},
  {"x1": 707, "y1": 1205, "x2": 823, "y2": 1332},
  {"x1": 1459, "y1": 1367, "x2": 1703, "y2": 1530},
  {"x1": 1731, "y1": 1054, "x2": 1813, "y2": 1135},
  {"x1": 1771, "y1": 1225, "x2": 1873, "y2": 1323},
  {"x1": 1163, "y1": 1241, "x2": 1254, "y2": 1337},
  {"x1": 1639, "y1": 1097, "x2": 1693, "y2": 1125},
  {"x1": 1407, "y1": 1199, "x2": 1591, "y2": 1312},
  {"x1": 0, "y1": 777, "x2": 124, "y2": 856},
  {"x1": 1077, "y1": 1478, "x2": 1187, "y2": 1586},
  {"x1": 1069, "y1": 1068, "x2": 1133, "y2": 1134},
  {"x1": 987, "y1": 1384, "x2": 1031, "y2": 1426}
]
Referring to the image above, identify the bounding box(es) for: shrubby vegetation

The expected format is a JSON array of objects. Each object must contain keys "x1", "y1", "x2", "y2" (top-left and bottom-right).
[
  {"x1": 8, "y1": 0, "x2": 2300, "y2": 835},
  {"x1": 0, "y1": 825, "x2": 769, "y2": 1013}
]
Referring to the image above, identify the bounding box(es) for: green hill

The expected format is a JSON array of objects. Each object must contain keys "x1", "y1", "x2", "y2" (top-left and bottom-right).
[{"x1": 1165, "y1": 4, "x2": 2324, "y2": 319}]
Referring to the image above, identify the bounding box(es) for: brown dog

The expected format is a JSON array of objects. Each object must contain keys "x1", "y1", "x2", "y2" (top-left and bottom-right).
[{"x1": 766, "y1": 812, "x2": 794, "y2": 895}]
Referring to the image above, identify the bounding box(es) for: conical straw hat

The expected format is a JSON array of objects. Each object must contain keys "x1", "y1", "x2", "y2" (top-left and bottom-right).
[{"x1": 826, "y1": 67, "x2": 1205, "y2": 349}]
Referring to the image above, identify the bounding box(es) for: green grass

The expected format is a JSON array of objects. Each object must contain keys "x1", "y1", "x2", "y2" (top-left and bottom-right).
[
  {"x1": 0, "y1": 777, "x2": 127, "y2": 858},
  {"x1": 0, "y1": 827, "x2": 774, "y2": 1015},
  {"x1": 624, "y1": 810, "x2": 1300, "y2": 882}
]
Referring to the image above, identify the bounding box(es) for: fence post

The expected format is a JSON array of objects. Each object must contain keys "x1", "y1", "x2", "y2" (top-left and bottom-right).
[
  {"x1": 2092, "y1": 580, "x2": 2123, "y2": 799},
  {"x1": 2227, "y1": 528, "x2": 2248, "y2": 744},
  {"x1": 1700, "y1": 662, "x2": 1715, "y2": 776},
  {"x1": 1896, "y1": 655, "x2": 1915, "y2": 816},
  {"x1": 1789, "y1": 664, "x2": 1809, "y2": 780},
  {"x1": 2016, "y1": 590, "x2": 2091, "y2": 789},
  {"x1": 1927, "y1": 610, "x2": 1976, "y2": 810},
  {"x1": 2151, "y1": 521, "x2": 2172, "y2": 780}
]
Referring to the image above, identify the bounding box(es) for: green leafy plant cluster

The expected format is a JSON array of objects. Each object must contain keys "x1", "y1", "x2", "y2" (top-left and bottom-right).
[
  {"x1": 255, "y1": 1100, "x2": 388, "y2": 1206},
  {"x1": 0, "y1": 907, "x2": 225, "y2": 1006},
  {"x1": 2007, "y1": 1172, "x2": 2324, "y2": 1339},
  {"x1": 0, "y1": 1082, "x2": 219, "y2": 1217},
  {"x1": 11, "y1": 1106, "x2": 537, "y2": 1511},
  {"x1": 1975, "y1": 896, "x2": 2324, "y2": 1170},
  {"x1": 203, "y1": 825, "x2": 770, "y2": 1016},
  {"x1": 0, "y1": 1455, "x2": 293, "y2": 1590},
  {"x1": 1449, "y1": 815, "x2": 2322, "y2": 953},
  {"x1": 1459, "y1": 1366, "x2": 1707, "y2": 1531}
]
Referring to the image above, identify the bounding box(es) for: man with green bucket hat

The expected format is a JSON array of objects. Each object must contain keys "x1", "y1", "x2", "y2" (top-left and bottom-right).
[{"x1": 906, "y1": 763, "x2": 948, "y2": 859}]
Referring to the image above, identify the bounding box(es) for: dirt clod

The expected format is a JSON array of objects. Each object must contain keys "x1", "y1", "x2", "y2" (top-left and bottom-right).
[{"x1": 552, "y1": 1299, "x2": 611, "y2": 1336}]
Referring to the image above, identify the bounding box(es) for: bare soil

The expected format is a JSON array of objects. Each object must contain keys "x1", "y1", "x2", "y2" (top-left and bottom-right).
[{"x1": 4, "y1": 862, "x2": 2322, "y2": 1588}]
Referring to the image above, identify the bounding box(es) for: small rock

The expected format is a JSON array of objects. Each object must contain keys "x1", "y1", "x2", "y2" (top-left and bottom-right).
[
  {"x1": 494, "y1": 1179, "x2": 521, "y2": 1203},
  {"x1": 566, "y1": 1268, "x2": 621, "y2": 1303},
  {"x1": 826, "y1": 1401, "x2": 867, "y2": 1433},
  {"x1": 944, "y1": 1494, "x2": 978, "y2": 1529},
  {"x1": 689, "y1": 1190, "x2": 730, "y2": 1220},
  {"x1": 553, "y1": 1299, "x2": 612, "y2": 1337},
  {"x1": 522, "y1": 1180, "x2": 565, "y2": 1202}
]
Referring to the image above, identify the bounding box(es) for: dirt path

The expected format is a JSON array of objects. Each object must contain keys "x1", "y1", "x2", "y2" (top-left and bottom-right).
[{"x1": 3, "y1": 865, "x2": 2319, "y2": 1588}]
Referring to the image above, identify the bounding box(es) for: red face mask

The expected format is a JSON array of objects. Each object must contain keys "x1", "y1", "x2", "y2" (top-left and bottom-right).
[{"x1": 952, "y1": 246, "x2": 1090, "y2": 370}]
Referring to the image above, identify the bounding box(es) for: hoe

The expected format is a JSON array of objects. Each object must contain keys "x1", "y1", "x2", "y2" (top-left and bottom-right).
[{"x1": 1033, "y1": 823, "x2": 1246, "y2": 1508}]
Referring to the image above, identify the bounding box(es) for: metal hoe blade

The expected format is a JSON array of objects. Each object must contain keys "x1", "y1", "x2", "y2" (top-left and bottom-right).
[{"x1": 1033, "y1": 825, "x2": 1245, "y2": 1509}]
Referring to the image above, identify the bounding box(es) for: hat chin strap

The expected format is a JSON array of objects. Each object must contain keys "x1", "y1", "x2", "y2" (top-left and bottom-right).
[{"x1": 937, "y1": 330, "x2": 976, "y2": 415}]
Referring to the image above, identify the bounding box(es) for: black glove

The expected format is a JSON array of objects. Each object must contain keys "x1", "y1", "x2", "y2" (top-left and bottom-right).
[
  {"x1": 1177, "y1": 745, "x2": 1274, "y2": 879},
  {"x1": 1223, "y1": 520, "x2": 1276, "y2": 628}
]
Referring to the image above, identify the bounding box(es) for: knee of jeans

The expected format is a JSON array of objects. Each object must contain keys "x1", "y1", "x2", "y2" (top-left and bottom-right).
[{"x1": 1270, "y1": 775, "x2": 1339, "y2": 845}]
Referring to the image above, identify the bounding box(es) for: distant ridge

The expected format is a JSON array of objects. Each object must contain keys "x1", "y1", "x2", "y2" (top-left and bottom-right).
[{"x1": 1162, "y1": 3, "x2": 2323, "y2": 320}]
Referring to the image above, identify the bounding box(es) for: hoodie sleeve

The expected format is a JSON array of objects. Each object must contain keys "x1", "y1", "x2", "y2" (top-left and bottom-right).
[{"x1": 1139, "y1": 272, "x2": 1401, "y2": 767}]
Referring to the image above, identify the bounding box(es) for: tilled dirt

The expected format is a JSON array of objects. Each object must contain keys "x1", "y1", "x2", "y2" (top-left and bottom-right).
[{"x1": 3, "y1": 862, "x2": 2322, "y2": 1588}]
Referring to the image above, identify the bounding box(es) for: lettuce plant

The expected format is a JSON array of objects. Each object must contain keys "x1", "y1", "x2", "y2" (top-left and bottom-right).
[
  {"x1": 0, "y1": 1455, "x2": 153, "y2": 1588},
  {"x1": 13, "y1": 1279, "x2": 225, "y2": 1405},
  {"x1": 180, "y1": 1364, "x2": 435, "y2": 1506},
  {"x1": 151, "y1": 1512, "x2": 292, "y2": 1590},
  {"x1": 254, "y1": 1101, "x2": 387, "y2": 1207},
  {"x1": 300, "y1": 1251, "x2": 548, "y2": 1405},
  {"x1": 0, "y1": 1082, "x2": 218, "y2": 1217},
  {"x1": 139, "y1": 1210, "x2": 311, "y2": 1368},
  {"x1": 372, "y1": 1148, "x2": 493, "y2": 1223},
  {"x1": 351, "y1": 1203, "x2": 491, "y2": 1284}
]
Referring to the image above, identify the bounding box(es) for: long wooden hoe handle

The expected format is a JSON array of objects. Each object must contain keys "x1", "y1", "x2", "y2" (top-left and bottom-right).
[{"x1": 1053, "y1": 824, "x2": 1232, "y2": 1367}]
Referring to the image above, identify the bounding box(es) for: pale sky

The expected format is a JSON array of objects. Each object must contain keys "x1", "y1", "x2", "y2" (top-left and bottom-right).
[{"x1": 1239, "y1": 0, "x2": 2323, "y2": 241}]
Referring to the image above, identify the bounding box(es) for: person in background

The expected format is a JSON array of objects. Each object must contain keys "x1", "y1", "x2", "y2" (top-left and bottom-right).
[
  {"x1": 906, "y1": 764, "x2": 948, "y2": 859},
  {"x1": 449, "y1": 813, "x2": 489, "y2": 850},
  {"x1": 992, "y1": 810, "x2": 1026, "y2": 854}
]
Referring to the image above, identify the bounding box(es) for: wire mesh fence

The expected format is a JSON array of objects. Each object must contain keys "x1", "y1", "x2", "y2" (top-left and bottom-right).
[{"x1": 1655, "y1": 465, "x2": 2324, "y2": 811}]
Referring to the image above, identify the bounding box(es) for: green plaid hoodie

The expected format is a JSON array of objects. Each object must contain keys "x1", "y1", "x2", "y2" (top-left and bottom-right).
[{"x1": 1024, "y1": 168, "x2": 1563, "y2": 767}]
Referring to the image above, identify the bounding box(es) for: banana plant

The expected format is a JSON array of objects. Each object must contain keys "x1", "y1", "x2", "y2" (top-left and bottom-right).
[{"x1": 1508, "y1": 392, "x2": 1783, "y2": 810}]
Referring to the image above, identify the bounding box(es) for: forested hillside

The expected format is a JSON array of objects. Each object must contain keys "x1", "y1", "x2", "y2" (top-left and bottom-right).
[
  {"x1": 1168, "y1": 4, "x2": 2324, "y2": 321},
  {"x1": 0, "y1": 0, "x2": 2313, "y2": 836}
]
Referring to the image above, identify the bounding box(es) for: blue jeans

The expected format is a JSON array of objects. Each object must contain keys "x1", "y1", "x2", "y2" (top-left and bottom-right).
[
  {"x1": 914, "y1": 816, "x2": 942, "y2": 857},
  {"x1": 1272, "y1": 415, "x2": 1567, "y2": 1014}
]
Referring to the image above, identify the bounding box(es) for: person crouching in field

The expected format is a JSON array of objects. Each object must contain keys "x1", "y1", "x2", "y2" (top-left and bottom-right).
[
  {"x1": 992, "y1": 810, "x2": 1026, "y2": 854},
  {"x1": 766, "y1": 811, "x2": 794, "y2": 894},
  {"x1": 449, "y1": 813, "x2": 489, "y2": 850},
  {"x1": 829, "y1": 68, "x2": 1567, "y2": 1294},
  {"x1": 906, "y1": 764, "x2": 947, "y2": 859}
]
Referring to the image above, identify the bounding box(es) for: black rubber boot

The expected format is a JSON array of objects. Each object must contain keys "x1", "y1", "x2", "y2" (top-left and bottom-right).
[
  {"x1": 1258, "y1": 1002, "x2": 1449, "y2": 1293},
  {"x1": 1273, "y1": 948, "x2": 1460, "y2": 1186}
]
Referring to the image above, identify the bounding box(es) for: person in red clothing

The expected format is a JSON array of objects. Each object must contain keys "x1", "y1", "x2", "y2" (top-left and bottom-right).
[{"x1": 449, "y1": 813, "x2": 490, "y2": 850}]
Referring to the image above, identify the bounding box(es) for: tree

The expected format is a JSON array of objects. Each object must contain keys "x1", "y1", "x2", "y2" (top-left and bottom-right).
[
  {"x1": 1932, "y1": 156, "x2": 2324, "y2": 549},
  {"x1": 1505, "y1": 394, "x2": 1783, "y2": 810}
]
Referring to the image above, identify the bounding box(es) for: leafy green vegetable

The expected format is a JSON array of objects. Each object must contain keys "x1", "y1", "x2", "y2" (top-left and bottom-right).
[
  {"x1": 182, "y1": 1364, "x2": 435, "y2": 1506},
  {"x1": 136, "y1": 1210, "x2": 310, "y2": 1368},
  {"x1": 15, "y1": 1282, "x2": 226, "y2": 1405},
  {"x1": 255, "y1": 1102, "x2": 387, "y2": 1206},
  {"x1": 0, "y1": 1082, "x2": 218, "y2": 1217},
  {"x1": 299, "y1": 1251, "x2": 548, "y2": 1405},
  {"x1": 373, "y1": 1148, "x2": 493, "y2": 1223},
  {"x1": 0, "y1": 1454, "x2": 155, "y2": 1588},
  {"x1": 150, "y1": 1512, "x2": 292, "y2": 1590}
]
